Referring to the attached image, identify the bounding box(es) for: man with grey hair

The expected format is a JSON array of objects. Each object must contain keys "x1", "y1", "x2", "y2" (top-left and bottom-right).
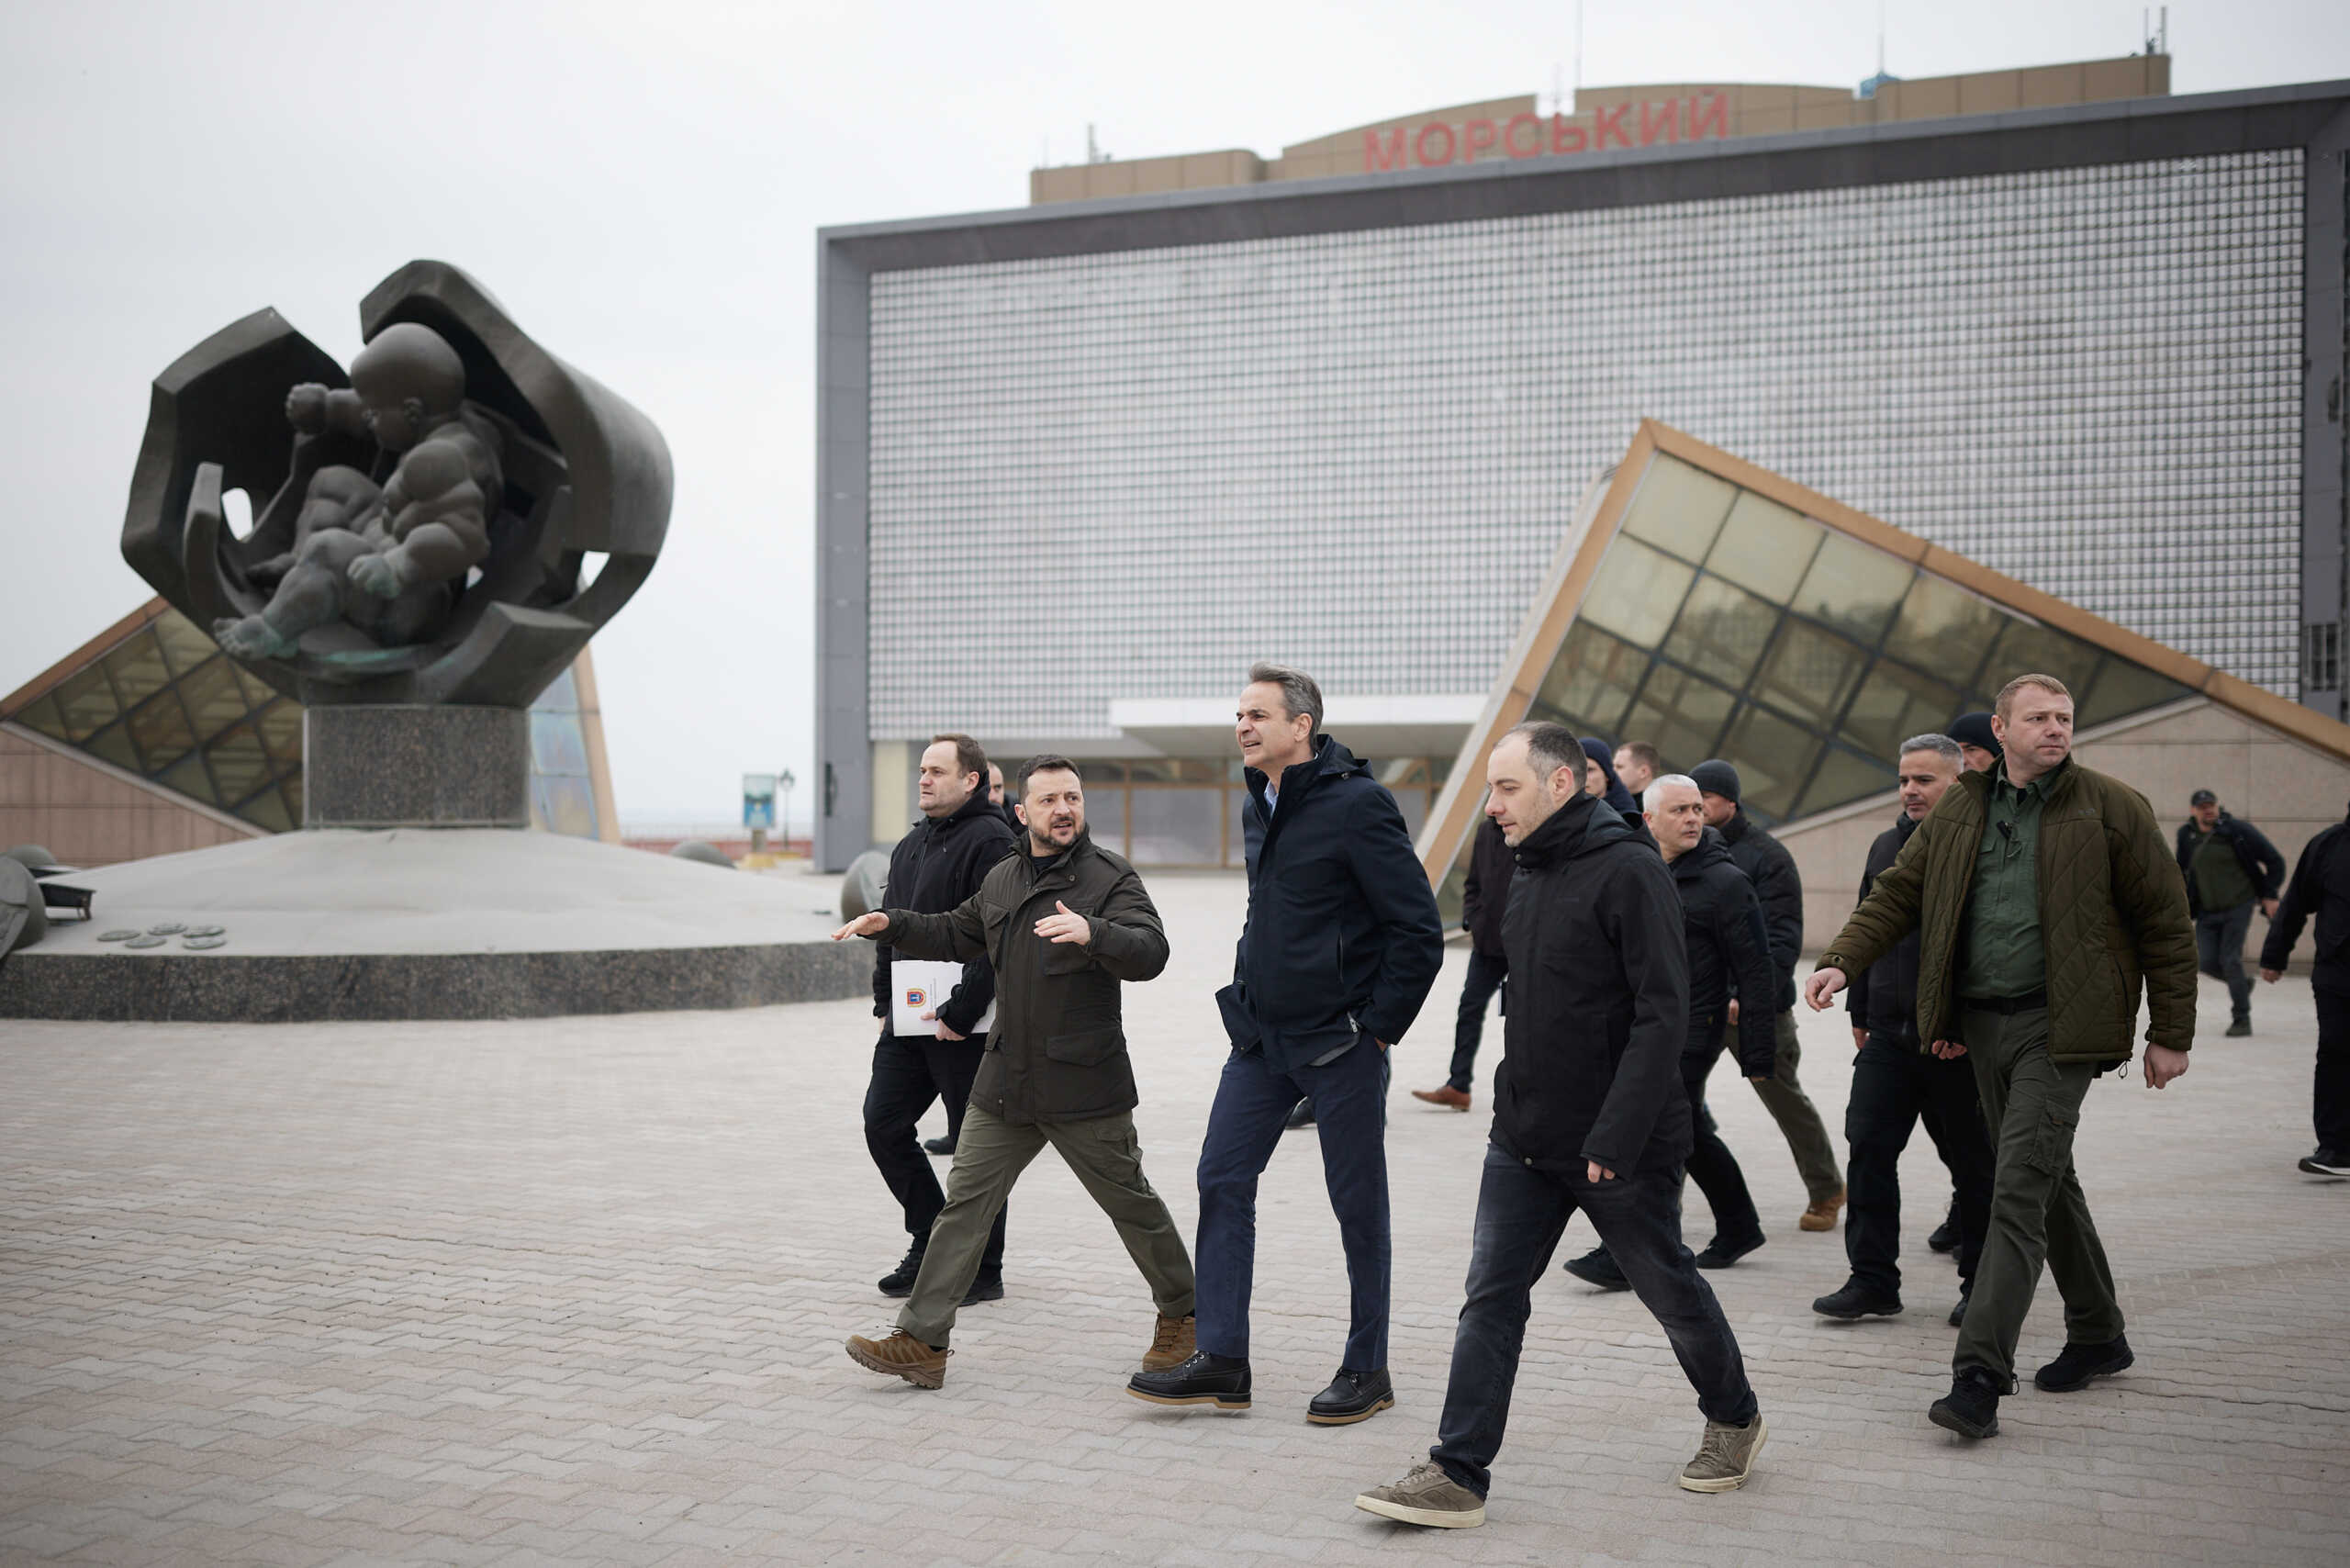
[
  {"x1": 1131, "y1": 663, "x2": 1444, "y2": 1425},
  {"x1": 1812, "y1": 734, "x2": 1995, "y2": 1327}
]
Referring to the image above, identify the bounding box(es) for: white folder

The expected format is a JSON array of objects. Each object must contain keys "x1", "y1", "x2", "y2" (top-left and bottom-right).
[{"x1": 890, "y1": 958, "x2": 996, "y2": 1036}]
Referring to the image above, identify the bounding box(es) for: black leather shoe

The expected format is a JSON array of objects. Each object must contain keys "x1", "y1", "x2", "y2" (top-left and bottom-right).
[
  {"x1": 1948, "y1": 1288, "x2": 1971, "y2": 1327},
  {"x1": 878, "y1": 1238, "x2": 927, "y2": 1297},
  {"x1": 1285, "y1": 1099, "x2": 1316, "y2": 1130},
  {"x1": 1927, "y1": 1209, "x2": 1960, "y2": 1255},
  {"x1": 1127, "y1": 1350, "x2": 1251, "y2": 1410},
  {"x1": 960, "y1": 1273, "x2": 1003, "y2": 1306},
  {"x1": 1929, "y1": 1368, "x2": 2001, "y2": 1439},
  {"x1": 923, "y1": 1135, "x2": 957, "y2": 1157},
  {"x1": 1561, "y1": 1247, "x2": 1630, "y2": 1291},
  {"x1": 1306, "y1": 1367, "x2": 1393, "y2": 1426},
  {"x1": 1694, "y1": 1233, "x2": 1765, "y2": 1270},
  {"x1": 1812, "y1": 1281, "x2": 1902, "y2": 1319},
  {"x1": 2034, "y1": 1335, "x2": 2132, "y2": 1392}
]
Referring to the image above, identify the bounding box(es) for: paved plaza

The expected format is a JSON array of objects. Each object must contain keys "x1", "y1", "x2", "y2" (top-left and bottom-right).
[{"x1": 4, "y1": 870, "x2": 2346, "y2": 1566}]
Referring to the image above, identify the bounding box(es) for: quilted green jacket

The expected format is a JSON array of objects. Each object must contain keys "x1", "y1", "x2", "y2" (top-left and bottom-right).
[{"x1": 1817, "y1": 758, "x2": 2197, "y2": 1063}]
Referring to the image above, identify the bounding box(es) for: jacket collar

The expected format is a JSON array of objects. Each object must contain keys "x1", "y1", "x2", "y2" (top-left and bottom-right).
[
  {"x1": 1893, "y1": 810, "x2": 1922, "y2": 844},
  {"x1": 1024, "y1": 829, "x2": 1092, "y2": 883},
  {"x1": 1718, "y1": 808, "x2": 1751, "y2": 846},
  {"x1": 1513, "y1": 792, "x2": 1632, "y2": 869},
  {"x1": 1247, "y1": 733, "x2": 1366, "y2": 804},
  {"x1": 1988, "y1": 753, "x2": 2074, "y2": 804},
  {"x1": 917, "y1": 790, "x2": 1002, "y2": 835},
  {"x1": 1669, "y1": 824, "x2": 1734, "y2": 880}
]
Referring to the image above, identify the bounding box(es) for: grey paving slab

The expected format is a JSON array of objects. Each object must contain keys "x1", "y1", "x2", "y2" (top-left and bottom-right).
[{"x1": 2, "y1": 870, "x2": 2345, "y2": 1566}]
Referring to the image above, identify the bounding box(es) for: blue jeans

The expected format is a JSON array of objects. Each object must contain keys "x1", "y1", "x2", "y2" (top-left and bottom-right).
[
  {"x1": 1194, "y1": 1036, "x2": 1390, "y2": 1370},
  {"x1": 1430, "y1": 1146, "x2": 1757, "y2": 1497}
]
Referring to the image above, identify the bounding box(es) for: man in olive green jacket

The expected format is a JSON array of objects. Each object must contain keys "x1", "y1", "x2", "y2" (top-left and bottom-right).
[
  {"x1": 1805, "y1": 674, "x2": 2195, "y2": 1440},
  {"x1": 834, "y1": 756, "x2": 1197, "y2": 1390}
]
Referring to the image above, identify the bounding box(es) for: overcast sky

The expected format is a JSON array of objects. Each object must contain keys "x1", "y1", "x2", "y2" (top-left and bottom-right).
[{"x1": 4, "y1": 0, "x2": 2344, "y2": 828}]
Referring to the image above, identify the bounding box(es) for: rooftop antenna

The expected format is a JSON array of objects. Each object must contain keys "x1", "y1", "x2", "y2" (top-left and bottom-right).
[
  {"x1": 1550, "y1": 61, "x2": 1563, "y2": 117},
  {"x1": 1573, "y1": 0, "x2": 1583, "y2": 99},
  {"x1": 1876, "y1": 0, "x2": 1886, "y2": 78},
  {"x1": 2142, "y1": 5, "x2": 2167, "y2": 53}
]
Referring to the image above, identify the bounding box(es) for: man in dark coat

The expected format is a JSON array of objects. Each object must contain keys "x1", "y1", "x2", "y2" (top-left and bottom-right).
[
  {"x1": 1413, "y1": 816, "x2": 1513, "y2": 1112},
  {"x1": 1813, "y1": 734, "x2": 1995, "y2": 1327},
  {"x1": 1354, "y1": 723, "x2": 1763, "y2": 1530},
  {"x1": 1129, "y1": 664, "x2": 1443, "y2": 1426},
  {"x1": 2260, "y1": 801, "x2": 2350, "y2": 1177},
  {"x1": 1691, "y1": 759, "x2": 1845, "y2": 1231},
  {"x1": 837, "y1": 756, "x2": 1196, "y2": 1388},
  {"x1": 2177, "y1": 790, "x2": 2286, "y2": 1036},
  {"x1": 865, "y1": 735, "x2": 1016, "y2": 1300}
]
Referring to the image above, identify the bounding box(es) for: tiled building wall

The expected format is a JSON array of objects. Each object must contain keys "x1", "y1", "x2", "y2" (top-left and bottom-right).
[
  {"x1": 868, "y1": 151, "x2": 2302, "y2": 742},
  {"x1": 0, "y1": 726, "x2": 263, "y2": 867}
]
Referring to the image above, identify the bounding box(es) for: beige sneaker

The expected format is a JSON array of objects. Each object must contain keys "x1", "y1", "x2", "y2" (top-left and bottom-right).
[
  {"x1": 1355, "y1": 1461, "x2": 1485, "y2": 1529},
  {"x1": 1142, "y1": 1314, "x2": 1196, "y2": 1372},
  {"x1": 845, "y1": 1329, "x2": 948, "y2": 1389},
  {"x1": 1798, "y1": 1189, "x2": 1846, "y2": 1232},
  {"x1": 1679, "y1": 1415, "x2": 1765, "y2": 1493}
]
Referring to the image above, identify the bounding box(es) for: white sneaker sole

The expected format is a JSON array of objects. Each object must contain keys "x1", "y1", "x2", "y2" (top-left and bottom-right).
[
  {"x1": 1355, "y1": 1493, "x2": 1485, "y2": 1528},
  {"x1": 1678, "y1": 1416, "x2": 1766, "y2": 1492}
]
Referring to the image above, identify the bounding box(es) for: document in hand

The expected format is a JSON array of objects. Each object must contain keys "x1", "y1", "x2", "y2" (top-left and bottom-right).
[{"x1": 891, "y1": 958, "x2": 995, "y2": 1036}]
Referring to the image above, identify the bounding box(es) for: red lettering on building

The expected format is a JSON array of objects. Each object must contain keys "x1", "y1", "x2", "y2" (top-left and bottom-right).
[
  {"x1": 1363, "y1": 126, "x2": 1410, "y2": 172},
  {"x1": 1414, "y1": 121, "x2": 1458, "y2": 166},
  {"x1": 1592, "y1": 103, "x2": 1631, "y2": 150},
  {"x1": 1550, "y1": 113, "x2": 1587, "y2": 153},
  {"x1": 1463, "y1": 118, "x2": 1499, "y2": 160},
  {"x1": 1504, "y1": 112, "x2": 1544, "y2": 156},
  {"x1": 1639, "y1": 100, "x2": 1679, "y2": 146},
  {"x1": 1687, "y1": 92, "x2": 1729, "y2": 141}
]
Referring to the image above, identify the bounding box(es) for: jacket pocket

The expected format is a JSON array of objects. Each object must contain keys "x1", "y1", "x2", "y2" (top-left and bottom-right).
[
  {"x1": 1046, "y1": 1028, "x2": 1123, "y2": 1067},
  {"x1": 2022, "y1": 1099, "x2": 2081, "y2": 1177}
]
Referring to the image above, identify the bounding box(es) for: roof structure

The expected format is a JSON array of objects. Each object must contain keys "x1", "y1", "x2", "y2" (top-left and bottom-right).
[{"x1": 1417, "y1": 420, "x2": 2350, "y2": 882}]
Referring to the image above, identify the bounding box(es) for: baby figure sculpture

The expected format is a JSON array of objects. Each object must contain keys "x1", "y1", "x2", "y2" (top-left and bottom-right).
[{"x1": 213, "y1": 323, "x2": 503, "y2": 663}]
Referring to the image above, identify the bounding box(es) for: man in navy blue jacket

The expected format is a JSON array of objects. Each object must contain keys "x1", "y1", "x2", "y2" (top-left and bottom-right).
[{"x1": 1128, "y1": 664, "x2": 1443, "y2": 1425}]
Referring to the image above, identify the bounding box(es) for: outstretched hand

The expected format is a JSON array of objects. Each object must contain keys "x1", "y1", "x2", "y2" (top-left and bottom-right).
[
  {"x1": 831, "y1": 912, "x2": 889, "y2": 942},
  {"x1": 1033, "y1": 900, "x2": 1091, "y2": 946},
  {"x1": 1805, "y1": 968, "x2": 1846, "y2": 1011}
]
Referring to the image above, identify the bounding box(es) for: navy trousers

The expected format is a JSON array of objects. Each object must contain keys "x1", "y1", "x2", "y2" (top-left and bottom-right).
[{"x1": 1194, "y1": 1035, "x2": 1391, "y2": 1371}]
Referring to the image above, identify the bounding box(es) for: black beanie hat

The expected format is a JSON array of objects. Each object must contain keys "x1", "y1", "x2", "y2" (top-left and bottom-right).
[
  {"x1": 1690, "y1": 758, "x2": 1740, "y2": 803},
  {"x1": 1947, "y1": 711, "x2": 1998, "y2": 756}
]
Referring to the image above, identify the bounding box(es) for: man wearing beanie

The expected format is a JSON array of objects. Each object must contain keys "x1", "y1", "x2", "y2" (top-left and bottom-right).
[
  {"x1": 1947, "y1": 713, "x2": 2000, "y2": 775},
  {"x1": 1690, "y1": 760, "x2": 1847, "y2": 1233}
]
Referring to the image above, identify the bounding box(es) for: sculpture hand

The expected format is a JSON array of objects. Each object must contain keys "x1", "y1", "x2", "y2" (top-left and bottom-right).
[
  {"x1": 285, "y1": 383, "x2": 330, "y2": 432},
  {"x1": 347, "y1": 552, "x2": 407, "y2": 599}
]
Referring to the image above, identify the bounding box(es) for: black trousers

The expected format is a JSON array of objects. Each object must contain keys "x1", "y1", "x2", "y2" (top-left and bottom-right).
[
  {"x1": 1843, "y1": 1033, "x2": 1994, "y2": 1297},
  {"x1": 2317, "y1": 984, "x2": 2350, "y2": 1155},
  {"x1": 1447, "y1": 950, "x2": 1508, "y2": 1092},
  {"x1": 863, "y1": 1031, "x2": 1007, "y2": 1274},
  {"x1": 1681, "y1": 1022, "x2": 1762, "y2": 1248}
]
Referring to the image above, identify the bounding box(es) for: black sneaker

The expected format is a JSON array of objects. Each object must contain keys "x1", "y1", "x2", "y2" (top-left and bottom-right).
[
  {"x1": 1948, "y1": 1287, "x2": 1971, "y2": 1327},
  {"x1": 2299, "y1": 1148, "x2": 2350, "y2": 1178},
  {"x1": 878, "y1": 1238, "x2": 927, "y2": 1297},
  {"x1": 923, "y1": 1135, "x2": 957, "y2": 1157},
  {"x1": 1306, "y1": 1367, "x2": 1393, "y2": 1426},
  {"x1": 2224, "y1": 1019, "x2": 2251, "y2": 1037},
  {"x1": 1694, "y1": 1233, "x2": 1765, "y2": 1270},
  {"x1": 960, "y1": 1272, "x2": 1003, "y2": 1306},
  {"x1": 1285, "y1": 1099, "x2": 1316, "y2": 1130},
  {"x1": 1561, "y1": 1247, "x2": 1630, "y2": 1291},
  {"x1": 1927, "y1": 1207, "x2": 1960, "y2": 1255},
  {"x1": 1929, "y1": 1368, "x2": 2002, "y2": 1439},
  {"x1": 2034, "y1": 1335, "x2": 2132, "y2": 1392},
  {"x1": 1127, "y1": 1350, "x2": 1251, "y2": 1410},
  {"x1": 1812, "y1": 1280, "x2": 1902, "y2": 1319}
]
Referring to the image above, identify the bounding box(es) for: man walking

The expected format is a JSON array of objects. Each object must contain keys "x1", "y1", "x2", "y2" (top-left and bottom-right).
[
  {"x1": 1412, "y1": 816, "x2": 1511, "y2": 1113},
  {"x1": 2177, "y1": 790, "x2": 2285, "y2": 1037},
  {"x1": 1353, "y1": 725, "x2": 1762, "y2": 1529},
  {"x1": 2258, "y1": 800, "x2": 2350, "y2": 1177},
  {"x1": 1806, "y1": 674, "x2": 2196, "y2": 1439},
  {"x1": 1689, "y1": 759, "x2": 1845, "y2": 1231},
  {"x1": 1129, "y1": 664, "x2": 1443, "y2": 1424},
  {"x1": 836, "y1": 756, "x2": 1197, "y2": 1388},
  {"x1": 866, "y1": 735, "x2": 1015, "y2": 1300},
  {"x1": 1812, "y1": 734, "x2": 1995, "y2": 1328},
  {"x1": 1561, "y1": 774, "x2": 1777, "y2": 1289},
  {"x1": 1613, "y1": 740, "x2": 1660, "y2": 800}
]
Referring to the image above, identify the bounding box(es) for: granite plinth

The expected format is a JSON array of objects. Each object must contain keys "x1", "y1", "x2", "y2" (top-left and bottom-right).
[
  {"x1": 304, "y1": 705, "x2": 529, "y2": 828},
  {"x1": 0, "y1": 829, "x2": 866, "y2": 1022}
]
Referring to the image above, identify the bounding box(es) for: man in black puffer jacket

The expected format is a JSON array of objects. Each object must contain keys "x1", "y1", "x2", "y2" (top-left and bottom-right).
[{"x1": 1355, "y1": 723, "x2": 1763, "y2": 1530}]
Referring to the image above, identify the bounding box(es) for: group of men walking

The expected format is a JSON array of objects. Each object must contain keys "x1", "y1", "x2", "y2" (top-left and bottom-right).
[{"x1": 826, "y1": 655, "x2": 2332, "y2": 1530}]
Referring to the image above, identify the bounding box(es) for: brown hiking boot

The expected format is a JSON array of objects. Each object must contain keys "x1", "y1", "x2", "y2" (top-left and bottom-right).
[
  {"x1": 1410, "y1": 1085, "x2": 1472, "y2": 1112},
  {"x1": 845, "y1": 1329, "x2": 948, "y2": 1389},
  {"x1": 1143, "y1": 1314, "x2": 1196, "y2": 1372},
  {"x1": 1798, "y1": 1188, "x2": 1846, "y2": 1232}
]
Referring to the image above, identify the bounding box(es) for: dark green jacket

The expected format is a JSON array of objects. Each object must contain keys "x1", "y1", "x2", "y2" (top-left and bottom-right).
[
  {"x1": 1817, "y1": 758, "x2": 2197, "y2": 1064},
  {"x1": 878, "y1": 832, "x2": 1169, "y2": 1125}
]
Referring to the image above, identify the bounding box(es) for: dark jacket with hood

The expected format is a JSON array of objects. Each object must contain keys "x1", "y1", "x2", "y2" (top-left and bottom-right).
[
  {"x1": 1718, "y1": 807, "x2": 1801, "y2": 1013},
  {"x1": 1846, "y1": 811, "x2": 1926, "y2": 1047},
  {"x1": 1460, "y1": 817, "x2": 1516, "y2": 959},
  {"x1": 1671, "y1": 827, "x2": 1778, "y2": 1078},
  {"x1": 1491, "y1": 793, "x2": 1694, "y2": 1176},
  {"x1": 2173, "y1": 811, "x2": 2286, "y2": 916},
  {"x1": 1218, "y1": 734, "x2": 1446, "y2": 1074},
  {"x1": 871, "y1": 790, "x2": 1017, "y2": 1036},
  {"x1": 878, "y1": 831, "x2": 1168, "y2": 1125},
  {"x1": 2261, "y1": 809, "x2": 2350, "y2": 991}
]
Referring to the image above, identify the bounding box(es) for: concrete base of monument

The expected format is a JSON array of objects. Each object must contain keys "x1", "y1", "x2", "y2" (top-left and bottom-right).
[{"x1": 0, "y1": 829, "x2": 866, "y2": 1023}]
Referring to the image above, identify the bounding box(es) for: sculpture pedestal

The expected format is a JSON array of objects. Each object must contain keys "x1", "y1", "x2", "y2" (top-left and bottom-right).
[{"x1": 305, "y1": 705, "x2": 529, "y2": 829}]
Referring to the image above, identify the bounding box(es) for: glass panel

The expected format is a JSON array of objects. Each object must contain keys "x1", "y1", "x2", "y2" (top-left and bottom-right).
[
  {"x1": 100, "y1": 632, "x2": 172, "y2": 712},
  {"x1": 205, "y1": 725, "x2": 272, "y2": 805},
  {"x1": 236, "y1": 788, "x2": 295, "y2": 833},
  {"x1": 535, "y1": 774, "x2": 599, "y2": 839},
  {"x1": 127, "y1": 689, "x2": 196, "y2": 772},
  {"x1": 1886, "y1": 573, "x2": 2004, "y2": 692},
  {"x1": 1669, "y1": 576, "x2": 1779, "y2": 689},
  {"x1": 151, "y1": 610, "x2": 220, "y2": 678},
  {"x1": 1983, "y1": 621, "x2": 2103, "y2": 710},
  {"x1": 282, "y1": 776, "x2": 304, "y2": 822},
  {"x1": 1225, "y1": 786, "x2": 1248, "y2": 867},
  {"x1": 2080, "y1": 658, "x2": 2195, "y2": 729},
  {"x1": 52, "y1": 665, "x2": 120, "y2": 741},
  {"x1": 84, "y1": 722, "x2": 139, "y2": 771},
  {"x1": 530, "y1": 711, "x2": 589, "y2": 776},
  {"x1": 1128, "y1": 788, "x2": 1219, "y2": 866},
  {"x1": 1579, "y1": 537, "x2": 1695, "y2": 650},
  {"x1": 535, "y1": 666, "x2": 579, "y2": 711},
  {"x1": 1394, "y1": 787, "x2": 1428, "y2": 843},
  {"x1": 1530, "y1": 622, "x2": 1647, "y2": 735},
  {"x1": 1623, "y1": 664, "x2": 1739, "y2": 770},
  {"x1": 1794, "y1": 745, "x2": 1899, "y2": 819},
  {"x1": 1752, "y1": 620, "x2": 1869, "y2": 729},
  {"x1": 1793, "y1": 534, "x2": 1915, "y2": 645},
  {"x1": 177, "y1": 657, "x2": 251, "y2": 741},
  {"x1": 14, "y1": 693, "x2": 68, "y2": 740},
  {"x1": 253, "y1": 700, "x2": 303, "y2": 767},
  {"x1": 1841, "y1": 660, "x2": 1964, "y2": 762},
  {"x1": 1703, "y1": 490, "x2": 1823, "y2": 605},
  {"x1": 1718, "y1": 703, "x2": 1823, "y2": 821},
  {"x1": 160, "y1": 750, "x2": 218, "y2": 805},
  {"x1": 230, "y1": 665, "x2": 279, "y2": 710},
  {"x1": 1083, "y1": 761, "x2": 1126, "y2": 783},
  {"x1": 1124, "y1": 759, "x2": 1182, "y2": 782},
  {"x1": 1620, "y1": 454, "x2": 1738, "y2": 565}
]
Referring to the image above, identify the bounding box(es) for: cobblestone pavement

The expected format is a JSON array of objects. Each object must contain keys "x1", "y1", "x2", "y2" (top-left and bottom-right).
[{"x1": 4, "y1": 871, "x2": 2345, "y2": 1566}]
